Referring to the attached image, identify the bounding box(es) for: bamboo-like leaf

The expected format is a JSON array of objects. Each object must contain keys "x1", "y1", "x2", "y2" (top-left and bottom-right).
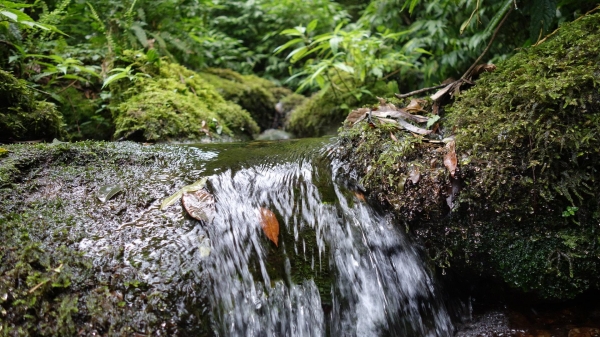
[
  {"x1": 161, "y1": 177, "x2": 208, "y2": 210},
  {"x1": 306, "y1": 19, "x2": 318, "y2": 33},
  {"x1": 274, "y1": 38, "x2": 304, "y2": 55}
]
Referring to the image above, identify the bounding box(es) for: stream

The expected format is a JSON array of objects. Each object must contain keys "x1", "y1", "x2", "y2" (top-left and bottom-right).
[
  {"x1": 188, "y1": 138, "x2": 453, "y2": 336},
  {"x1": 6, "y1": 137, "x2": 598, "y2": 335}
]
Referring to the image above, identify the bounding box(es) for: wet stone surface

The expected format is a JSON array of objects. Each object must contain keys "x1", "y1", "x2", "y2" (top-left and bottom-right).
[{"x1": 0, "y1": 141, "x2": 217, "y2": 335}]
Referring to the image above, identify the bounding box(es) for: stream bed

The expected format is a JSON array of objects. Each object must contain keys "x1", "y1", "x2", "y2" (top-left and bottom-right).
[{"x1": 1, "y1": 138, "x2": 599, "y2": 336}]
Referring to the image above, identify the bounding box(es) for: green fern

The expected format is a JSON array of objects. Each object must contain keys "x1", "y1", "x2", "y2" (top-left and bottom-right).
[{"x1": 86, "y1": 2, "x2": 115, "y2": 54}]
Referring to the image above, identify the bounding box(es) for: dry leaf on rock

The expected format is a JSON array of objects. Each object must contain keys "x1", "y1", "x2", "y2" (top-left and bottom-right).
[
  {"x1": 405, "y1": 99, "x2": 427, "y2": 113},
  {"x1": 259, "y1": 207, "x2": 279, "y2": 247},
  {"x1": 345, "y1": 107, "x2": 370, "y2": 126},
  {"x1": 182, "y1": 189, "x2": 215, "y2": 223},
  {"x1": 397, "y1": 118, "x2": 432, "y2": 135},
  {"x1": 443, "y1": 140, "x2": 458, "y2": 177}
]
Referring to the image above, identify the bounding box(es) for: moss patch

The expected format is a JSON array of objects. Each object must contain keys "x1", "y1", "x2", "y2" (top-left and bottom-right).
[
  {"x1": 112, "y1": 59, "x2": 259, "y2": 142},
  {"x1": 0, "y1": 70, "x2": 63, "y2": 142},
  {"x1": 335, "y1": 13, "x2": 600, "y2": 300},
  {"x1": 201, "y1": 68, "x2": 304, "y2": 130}
]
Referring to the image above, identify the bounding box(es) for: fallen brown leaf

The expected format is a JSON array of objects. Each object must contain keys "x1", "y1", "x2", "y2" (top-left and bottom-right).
[
  {"x1": 443, "y1": 140, "x2": 458, "y2": 177},
  {"x1": 405, "y1": 99, "x2": 427, "y2": 113},
  {"x1": 182, "y1": 189, "x2": 215, "y2": 223},
  {"x1": 354, "y1": 191, "x2": 366, "y2": 201},
  {"x1": 259, "y1": 208, "x2": 279, "y2": 247}
]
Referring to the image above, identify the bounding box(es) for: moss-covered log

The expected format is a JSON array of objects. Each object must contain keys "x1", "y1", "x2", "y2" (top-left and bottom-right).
[
  {"x1": 200, "y1": 68, "x2": 306, "y2": 131},
  {"x1": 335, "y1": 12, "x2": 600, "y2": 300}
]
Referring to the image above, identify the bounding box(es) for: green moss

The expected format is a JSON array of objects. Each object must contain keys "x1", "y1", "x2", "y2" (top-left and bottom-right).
[
  {"x1": 287, "y1": 79, "x2": 398, "y2": 137},
  {"x1": 335, "y1": 13, "x2": 600, "y2": 300},
  {"x1": 0, "y1": 70, "x2": 63, "y2": 142},
  {"x1": 112, "y1": 60, "x2": 259, "y2": 141},
  {"x1": 201, "y1": 68, "x2": 281, "y2": 130}
]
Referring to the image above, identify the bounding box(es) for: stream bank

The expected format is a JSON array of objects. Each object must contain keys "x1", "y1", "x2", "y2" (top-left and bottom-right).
[{"x1": 334, "y1": 10, "x2": 600, "y2": 302}]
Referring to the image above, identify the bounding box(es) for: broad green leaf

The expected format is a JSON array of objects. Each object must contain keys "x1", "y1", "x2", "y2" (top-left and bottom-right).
[
  {"x1": 102, "y1": 72, "x2": 129, "y2": 89},
  {"x1": 306, "y1": 19, "x2": 318, "y2": 33},
  {"x1": 0, "y1": 1, "x2": 33, "y2": 8},
  {"x1": 274, "y1": 38, "x2": 304, "y2": 55},
  {"x1": 287, "y1": 46, "x2": 308, "y2": 62},
  {"x1": 426, "y1": 115, "x2": 441, "y2": 129},
  {"x1": 0, "y1": 10, "x2": 17, "y2": 21},
  {"x1": 131, "y1": 24, "x2": 148, "y2": 47},
  {"x1": 280, "y1": 28, "x2": 303, "y2": 36},
  {"x1": 329, "y1": 36, "x2": 342, "y2": 54},
  {"x1": 333, "y1": 62, "x2": 354, "y2": 74},
  {"x1": 315, "y1": 74, "x2": 325, "y2": 89}
]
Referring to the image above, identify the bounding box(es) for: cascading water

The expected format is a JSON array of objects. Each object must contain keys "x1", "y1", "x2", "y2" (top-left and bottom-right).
[{"x1": 202, "y1": 140, "x2": 454, "y2": 336}]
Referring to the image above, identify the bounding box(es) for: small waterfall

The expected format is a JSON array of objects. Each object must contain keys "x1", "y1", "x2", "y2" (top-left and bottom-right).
[{"x1": 204, "y1": 145, "x2": 454, "y2": 336}]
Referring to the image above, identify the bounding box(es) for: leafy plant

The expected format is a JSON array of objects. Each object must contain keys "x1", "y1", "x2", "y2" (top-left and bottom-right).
[{"x1": 276, "y1": 20, "x2": 415, "y2": 97}]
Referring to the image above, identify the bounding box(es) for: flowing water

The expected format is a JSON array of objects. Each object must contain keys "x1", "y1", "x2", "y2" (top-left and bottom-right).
[
  {"x1": 17, "y1": 138, "x2": 455, "y2": 335},
  {"x1": 195, "y1": 138, "x2": 454, "y2": 336}
]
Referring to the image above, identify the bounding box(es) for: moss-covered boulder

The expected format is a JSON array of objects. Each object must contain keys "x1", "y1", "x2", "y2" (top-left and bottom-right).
[
  {"x1": 113, "y1": 60, "x2": 259, "y2": 142},
  {"x1": 287, "y1": 79, "x2": 398, "y2": 137},
  {"x1": 0, "y1": 142, "x2": 213, "y2": 335},
  {"x1": 200, "y1": 68, "x2": 304, "y2": 130},
  {"x1": 335, "y1": 13, "x2": 600, "y2": 300},
  {"x1": 0, "y1": 70, "x2": 63, "y2": 142}
]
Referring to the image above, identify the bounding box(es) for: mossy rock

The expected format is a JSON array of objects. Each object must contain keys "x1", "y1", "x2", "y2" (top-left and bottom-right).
[
  {"x1": 112, "y1": 62, "x2": 259, "y2": 141},
  {"x1": 336, "y1": 13, "x2": 600, "y2": 300},
  {"x1": 0, "y1": 141, "x2": 213, "y2": 335},
  {"x1": 201, "y1": 68, "x2": 286, "y2": 130},
  {"x1": 287, "y1": 79, "x2": 398, "y2": 138},
  {"x1": 0, "y1": 70, "x2": 63, "y2": 142}
]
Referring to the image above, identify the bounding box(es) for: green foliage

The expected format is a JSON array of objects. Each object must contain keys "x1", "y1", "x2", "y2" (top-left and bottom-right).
[
  {"x1": 276, "y1": 21, "x2": 414, "y2": 93},
  {"x1": 0, "y1": 69, "x2": 63, "y2": 141}
]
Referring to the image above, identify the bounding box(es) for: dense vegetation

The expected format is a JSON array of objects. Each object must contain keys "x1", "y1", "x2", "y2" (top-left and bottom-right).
[{"x1": 1, "y1": 0, "x2": 596, "y2": 141}]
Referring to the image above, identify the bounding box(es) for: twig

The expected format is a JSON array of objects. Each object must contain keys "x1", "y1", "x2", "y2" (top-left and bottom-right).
[
  {"x1": 57, "y1": 80, "x2": 78, "y2": 94},
  {"x1": 461, "y1": 5, "x2": 513, "y2": 80},
  {"x1": 26, "y1": 85, "x2": 53, "y2": 96},
  {"x1": 395, "y1": 83, "x2": 447, "y2": 99},
  {"x1": 381, "y1": 68, "x2": 401, "y2": 81}
]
